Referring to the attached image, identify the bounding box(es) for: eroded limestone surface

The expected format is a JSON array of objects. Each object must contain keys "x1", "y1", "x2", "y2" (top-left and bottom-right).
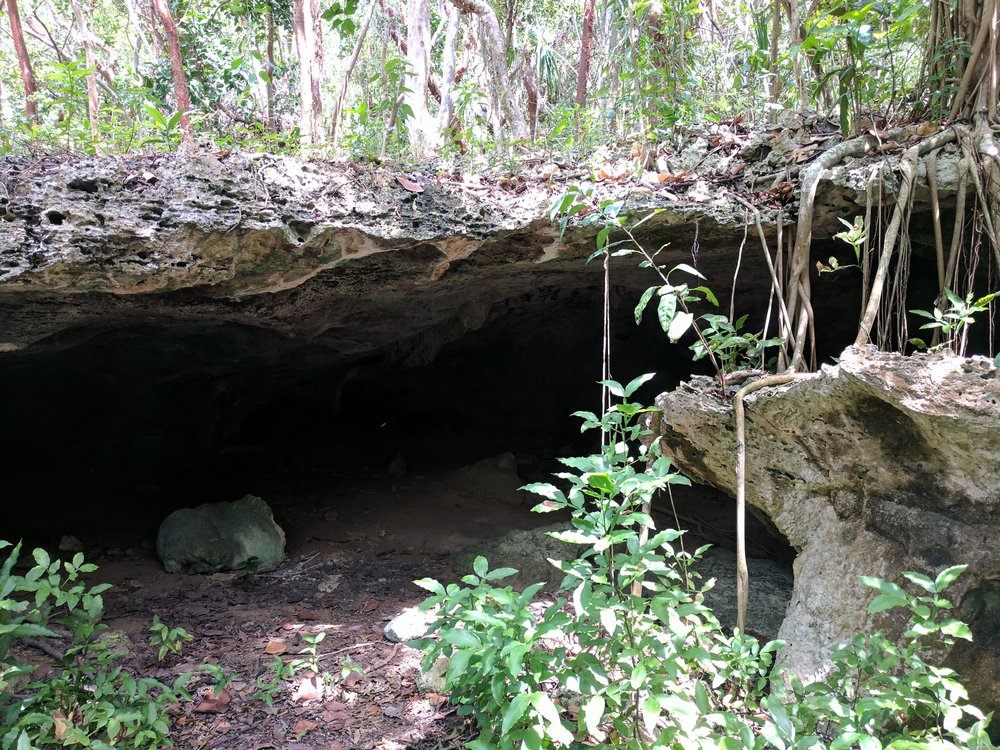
[{"x1": 653, "y1": 345, "x2": 1000, "y2": 709}]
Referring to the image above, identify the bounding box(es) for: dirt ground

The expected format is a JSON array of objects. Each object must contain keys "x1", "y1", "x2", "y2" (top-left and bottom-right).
[
  {"x1": 42, "y1": 464, "x2": 557, "y2": 750},
  {"x1": 13, "y1": 455, "x2": 782, "y2": 750}
]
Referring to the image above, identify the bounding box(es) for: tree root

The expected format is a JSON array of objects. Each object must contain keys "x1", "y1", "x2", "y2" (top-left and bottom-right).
[{"x1": 734, "y1": 372, "x2": 815, "y2": 633}]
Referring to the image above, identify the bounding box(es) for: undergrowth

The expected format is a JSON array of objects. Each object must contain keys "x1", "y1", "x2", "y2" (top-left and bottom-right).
[{"x1": 412, "y1": 378, "x2": 995, "y2": 749}]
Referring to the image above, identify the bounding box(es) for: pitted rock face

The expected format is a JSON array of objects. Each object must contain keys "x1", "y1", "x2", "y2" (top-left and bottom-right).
[{"x1": 653, "y1": 345, "x2": 1000, "y2": 711}]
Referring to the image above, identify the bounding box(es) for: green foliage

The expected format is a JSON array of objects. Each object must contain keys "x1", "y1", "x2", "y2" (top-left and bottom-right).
[
  {"x1": 692, "y1": 314, "x2": 784, "y2": 372},
  {"x1": 413, "y1": 382, "x2": 784, "y2": 749},
  {"x1": 412, "y1": 394, "x2": 994, "y2": 749},
  {"x1": 764, "y1": 565, "x2": 994, "y2": 749},
  {"x1": 819, "y1": 216, "x2": 866, "y2": 273},
  {"x1": 551, "y1": 189, "x2": 784, "y2": 380},
  {"x1": 0, "y1": 541, "x2": 190, "y2": 749},
  {"x1": 909, "y1": 288, "x2": 998, "y2": 355},
  {"x1": 148, "y1": 615, "x2": 193, "y2": 662}
]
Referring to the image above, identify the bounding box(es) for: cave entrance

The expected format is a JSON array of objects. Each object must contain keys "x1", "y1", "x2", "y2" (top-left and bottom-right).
[{"x1": 0, "y1": 271, "x2": 798, "y2": 639}]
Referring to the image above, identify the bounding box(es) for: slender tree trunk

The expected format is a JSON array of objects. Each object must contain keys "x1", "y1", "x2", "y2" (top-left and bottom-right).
[
  {"x1": 768, "y1": 0, "x2": 781, "y2": 121},
  {"x1": 292, "y1": 0, "x2": 318, "y2": 141},
  {"x1": 447, "y1": 0, "x2": 526, "y2": 139},
  {"x1": 331, "y1": 0, "x2": 378, "y2": 143},
  {"x1": 310, "y1": 0, "x2": 326, "y2": 127},
  {"x1": 404, "y1": 0, "x2": 438, "y2": 155},
  {"x1": 68, "y1": 0, "x2": 101, "y2": 147},
  {"x1": 437, "y1": 1, "x2": 461, "y2": 139},
  {"x1": 576, "y1": 0, "x2": 595, "y2": 106},
  {"x1": 5, "y1": 0, "x2": 38, "y2": 119},
  {"x1": 265, "y1": 5, "x2": 276, "y2": 130},
  {"x1": 148, "y1": 0, "x2": 165, "y2": 57},
  {"x1": 152, "y1": 0, "x2": 193, "y2": 141}
]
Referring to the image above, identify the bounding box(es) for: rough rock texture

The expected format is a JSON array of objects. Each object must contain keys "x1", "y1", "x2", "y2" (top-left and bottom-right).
[
  {"x1": 653, "y1": 346, "x2": 1000, "y2": 708},
  {"x1": 156, "y1": 494, "x2": 286, "y2": 573}
]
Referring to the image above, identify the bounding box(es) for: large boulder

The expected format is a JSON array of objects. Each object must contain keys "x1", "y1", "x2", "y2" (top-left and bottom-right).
[
  {"x1": 156, "y1": 494, "x2": 285, "y2": 573},
  {"x1": 651, "y1": 345, "x2": 1000, "y2": 710}
]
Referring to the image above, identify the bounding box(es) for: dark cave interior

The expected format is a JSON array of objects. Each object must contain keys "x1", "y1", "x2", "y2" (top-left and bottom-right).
[{"x1": 1, "y1": 231, "x2": 973, "y2": 571}]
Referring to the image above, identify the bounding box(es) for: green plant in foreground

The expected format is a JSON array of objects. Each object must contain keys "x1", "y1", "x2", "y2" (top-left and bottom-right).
[
  {"x1": 149, "y1": 615, "x2": 193, "y2": 662},
  {"x1": 1, "y1": 541, "x2": 191, "y2": 749},
  {"x1": 414, "y1": 374, "x2": 782, "y2": 749},
  {"x1": 910, "y1": 288, "x2": 999, "y2": 356},
  {"x1": 764, "y1": 565, "x2": 994, "y2": 749},
  {"x1": 412, "y1": 385, "x2": 994, "y2": 749}
]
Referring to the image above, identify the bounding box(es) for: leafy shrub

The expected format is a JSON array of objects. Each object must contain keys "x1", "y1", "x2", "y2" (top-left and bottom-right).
[
  {"x1": 413, "y1": 385, "x2": 995, "y2": 749},
  {"x1": 0, "y1": 541, "x2": 190, "y2": 749}
]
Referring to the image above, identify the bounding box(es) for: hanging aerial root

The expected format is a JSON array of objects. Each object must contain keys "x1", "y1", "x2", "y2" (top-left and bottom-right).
[
  {"x1": 787, "y1": 134, "x2": 877, "y2": 370},
  {"x1": 855, "y1": 128, "x2": 958, "y2": 347}
]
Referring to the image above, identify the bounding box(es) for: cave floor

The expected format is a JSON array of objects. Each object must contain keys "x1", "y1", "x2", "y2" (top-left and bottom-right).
[{"x1": 15, "y1": 459, "x2": 755, "y2": 750}]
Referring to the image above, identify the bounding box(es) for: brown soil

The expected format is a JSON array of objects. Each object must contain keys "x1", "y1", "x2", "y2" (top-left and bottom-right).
[{"x1": 15, "y1": 460, "x2": 778, "y2": 750}]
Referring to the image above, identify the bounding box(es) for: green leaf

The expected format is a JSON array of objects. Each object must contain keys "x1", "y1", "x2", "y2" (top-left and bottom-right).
[
  {"x1": 442, "y1": 629, "x2": 480, "y2": 648},
  {"x1": 598, "y1": 379, "x2": 625, "y2": 397},
  {"x1": 580, "y1": 694, "x2": 605, "y2": 736},
  {"x1": 473, "y1": 556, "x2": 488, "y2": 577},
  {"x1": 624, "y1": 373, "x2": 655, "y2": 397},
  {"x1": 859, "y1": 576, "x2": 907, "y2": 599},
  {"x1": 485, "y1": 567, "x2": 518, "y2": 581},
  {"x1": 672, "y1": 262, "x2": 706, "y2": 279},
  {"x1": 599, "y1": 608, "x2": 617, "y2": 636},
  {"x1": 657, "y1": 293, "x2": 678, "y2": 332},
  {"x1": 502, "y1": 692, "x2": 532, "y2": 734},
  {"x1": 867, "y1": 593, "x2": 907, "y2": 613},
  {"x1": 933, "y1": 564, "x2": 967, "y2": 592},
  {"x1": 532, "y1": 693, "x2": 573, "y2": 744},
  {"x1": 667, "y1": 311, "x2": 694, "y2": 343},
  {"x1": 901, "y1": 571, "x2": 935, "y2": 592},
  {"x1": 413, "y1": 578, "x2": 445, "y2": 595},
  {"x1": 586, "y1": 473, "x2": 615, "y2": 493}
]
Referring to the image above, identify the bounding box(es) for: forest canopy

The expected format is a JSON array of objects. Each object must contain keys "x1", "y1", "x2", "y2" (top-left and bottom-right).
[{"x1": 0, "y1": 0, "x2": 997, "y2": 157}]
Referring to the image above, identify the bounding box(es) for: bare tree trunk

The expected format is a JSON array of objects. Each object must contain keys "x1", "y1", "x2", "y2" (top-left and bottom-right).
[
  {"x1": 436, "y1": 1, "x2": 461, "y2": 140},
  {"x1": 576, "y1": 0, "x2": 595, "y2": 106},
  {"x1": 331, "y1": 0, "x2": 378, "y2": 143},
  {"x1": 148, "y1": 0, "x2": 165, "y2": 57},
  {"x1": 152, "y1": 0, "x2": 193, "y2": 141},
  {"x1": 447, "y1": 0, "x2": 526, "y2": 139},
  {"x1": 265, "y1": 5, "x2": 276, "y2": 129},
  {"x1": 404, "y1": 0, "x2": 439, "y2": 155},
  {"x1": 5, "y1": 0, "x2": 38, "y2": 119},
  {"x1": 292, "y1": 0, "x2": 318, "y2": 141},
  {"x1": 310, "y1": 0, "x2": 326, "y2": 127},
  {"x1": 68, "y1": 0, "x2": 101, "y2": 147}
]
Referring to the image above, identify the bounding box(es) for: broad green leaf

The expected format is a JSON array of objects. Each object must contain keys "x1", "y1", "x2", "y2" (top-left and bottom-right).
[
  {"x1": 672, "y1": 262, "x2": 705, "y2": 279},
  {"x1": 934, "y1": 564, "x2": 968, "y2": 592},
  {"x1": 581, "y1": 694, "x2": 605, "y2": 736},
  {"x1": 901, "y1": 571, "x2": 935, "y2": 592},
  {"x1": 586, "y1": 473, "x2": 614, "y2": 493},
  {"x1": 859, "y1": 576, "x2": 907, "y2": 599},
  {"x1": 502, "y1": 692, "x2": 532, "y2": 734},
  {"x1": 442, "y1": 629, "x2": 481, "y2": 648},
  {"x1": 599, "y1": 608, "x2": 618, "y2": 635},
  {"x1": 867, "y1": 593, "x2": 908, "y2": 614},
  {"x1": 413, "y1": 578, "x2": 445, "y2": 595},
  {"x1": 667, "y1": 311, "x2": 694, "y2": 343},
  {"x1": 485, "y1": 567, "x2": 518, "y2": 580},
  {"x1": 657, "y1": 293, "x2": 678, "y2": 332},
  {"x1": 624, "y1": 373, "x2": 655, "y2": 397},
  {"x1": 473, "y1": 556, "x2": 488, "y2": 577}
]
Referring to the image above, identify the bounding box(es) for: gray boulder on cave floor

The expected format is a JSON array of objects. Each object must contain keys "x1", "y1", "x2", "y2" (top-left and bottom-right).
[
  {"x1": 652, "y1": 345, "x2": 1000, "y2": 712},
  {"x1": 156, "y1": 494, "x2": 286, "y2": 574}
]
